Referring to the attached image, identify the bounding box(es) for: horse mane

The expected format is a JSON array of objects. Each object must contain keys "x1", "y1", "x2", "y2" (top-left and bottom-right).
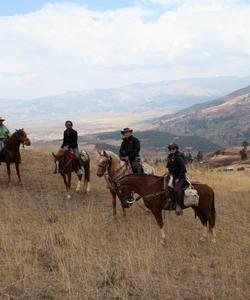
[{"x1": 100, "y1": 150, "x2": 120, "y2": 160}]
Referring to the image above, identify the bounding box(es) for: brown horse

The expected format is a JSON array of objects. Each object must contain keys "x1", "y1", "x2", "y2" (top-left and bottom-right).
[
  {"x1": 96, "y1": 150, "x2": 155, "y2": 216},
  {"x1": 116, "y1": 174, "x2": 216, "y2": 245},
  {"x1": 0, "y1": 129, "x2": 31, "y2": 183},
  {"x1": 52, "y1": 149, "x2": 90, "y2": 198}
]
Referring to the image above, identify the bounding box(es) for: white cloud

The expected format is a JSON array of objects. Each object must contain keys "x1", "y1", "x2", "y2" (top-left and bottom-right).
[{"x1": 0, "y1": 1, "x2": 250, "y2": 98}]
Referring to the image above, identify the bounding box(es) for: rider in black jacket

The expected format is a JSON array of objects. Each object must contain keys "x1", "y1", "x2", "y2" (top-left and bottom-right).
[
  {"x1": 166, "y1": 143, "x2": 189, "y2": 215},
  {"x1": 119, "y1": 128, "x2": 143, "y2": 173},
  {"x1": 61, "y1": 120, "x2": 82, "y2": 174}
]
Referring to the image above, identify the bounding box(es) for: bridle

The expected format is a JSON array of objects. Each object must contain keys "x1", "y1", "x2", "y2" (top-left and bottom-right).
[{"x1": 98, "y1": 154, "x2": 112, "y2": 175}]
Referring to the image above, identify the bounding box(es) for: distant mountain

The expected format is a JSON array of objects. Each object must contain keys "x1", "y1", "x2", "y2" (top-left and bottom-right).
[
  {"x1": 2, "y1": 76, "x2": 250, "y2": 122},
  {"x1": 153, "y1": 85, "x2": 250, "y2": 146}
]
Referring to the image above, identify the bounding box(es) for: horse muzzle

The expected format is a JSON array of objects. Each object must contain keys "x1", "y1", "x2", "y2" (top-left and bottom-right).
[{"x1": 24, "y1": 139, "x2": 31, "y2": 146}]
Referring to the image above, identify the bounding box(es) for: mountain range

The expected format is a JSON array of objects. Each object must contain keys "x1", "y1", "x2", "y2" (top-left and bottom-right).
[
  {"x1": 153, "y1": 85, "x2": 250, "y2": 146},
  {"x1": 2, "y1": 76, "x2": 250, "y2": 122}
]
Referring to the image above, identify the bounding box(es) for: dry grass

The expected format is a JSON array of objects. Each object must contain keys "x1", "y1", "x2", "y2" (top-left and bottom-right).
[{"x1": 0, "y1": 149, "x2": 249, "y2": 300}]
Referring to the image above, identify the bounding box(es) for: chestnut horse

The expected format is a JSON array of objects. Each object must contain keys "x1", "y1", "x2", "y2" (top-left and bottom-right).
[
  {"x1": 52, "y1": 149, "x2": 90, "y2": 198},
  {"x1": 0, "y1": 129, "x2": 31, "y2": 183},
  {"x1": 116, "y1": 174, "x2": 216, "y2": 245},
  {"x1": 96, "y1": 150, "x2": 155, "y2": 216}
]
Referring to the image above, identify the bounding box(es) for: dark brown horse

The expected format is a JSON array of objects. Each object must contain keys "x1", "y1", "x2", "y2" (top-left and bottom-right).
[
  {"x1": 52, "y1": 149, "x2": 90, "y2": 198},
  {"x1": 116, "y1": 174, "x2": 216, "y2": 245},
  {"x1": 0, "y1": 129, "x2": 31, "y2": 183}
]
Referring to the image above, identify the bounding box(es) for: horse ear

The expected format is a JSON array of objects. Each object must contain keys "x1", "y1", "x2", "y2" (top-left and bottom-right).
[
  {"x1": 15, "y1": 129, "x2": 18, "y2": 132},
  {"x1": 103, "y1": 150, "x2": 107, "y2": 157},
  {"x1": 97, "y1": 150, "x2": 101, "y2": 156}
]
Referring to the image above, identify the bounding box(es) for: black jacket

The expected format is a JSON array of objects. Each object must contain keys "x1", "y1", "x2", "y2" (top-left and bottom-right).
[
  {"x1": 61, "y1": 128, "x2": 78, "y2": 149},
  {"x1": 119, "y1": 135, "x2": 140, "y2": 161},
  {"x1": 167, "y1": 151, "x2": 187, "y2": 180}
]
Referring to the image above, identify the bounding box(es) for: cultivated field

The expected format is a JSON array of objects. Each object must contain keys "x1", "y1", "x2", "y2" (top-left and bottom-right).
[{"x1": 0, "y1": 149, "x2": 249, "y2": 300}]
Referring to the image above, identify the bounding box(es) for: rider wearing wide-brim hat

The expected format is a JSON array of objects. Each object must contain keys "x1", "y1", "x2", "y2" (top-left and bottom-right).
[
  {"x1": 0, "y1": 117, "x2": 10, "y2": 157},
  {"x1": 119, "y1": 127, "x2": 144, "y2": 174},
  {"x1": 166, "y1": 143, "x2": 189, "y2": 216}
]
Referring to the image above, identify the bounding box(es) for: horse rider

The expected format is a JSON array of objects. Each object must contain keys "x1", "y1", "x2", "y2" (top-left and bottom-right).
[
  {"x1": 166, "y1": 143, "x2": 189, "y2": 216},
  {"x1": 61, "y1": 120, "x2": 82, "y2": 175},
  {"x1": 0, "y1": 117, "x2": 10, "y2": 158},
  {"x1": 119, "y1": 128, "x2": 144, "y2": 174}
]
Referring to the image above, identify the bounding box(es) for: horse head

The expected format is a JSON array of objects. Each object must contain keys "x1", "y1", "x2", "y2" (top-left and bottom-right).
[
  {"x1": 15, "y1": 129, "x2": 31, "y2": 146},
  {"x1": 52, "y1": 149, "x2": 70, "y2": 173},
  {"x1": 96, "y1": 150, "x2": 112, "y2": 177},
  {"x1": 114, "y1": 181, "x2": 134, "y2": 208}
]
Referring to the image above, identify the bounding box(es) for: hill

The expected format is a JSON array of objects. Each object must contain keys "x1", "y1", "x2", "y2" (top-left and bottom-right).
[
  {"x1": 153, "y1": 85, "x2": 250, "y2": 146},
  {"x1": 0, "y1": 148, "x2": 249, "y2": 299},
  {"x1": 2, "y1": 76, "x2": 250, "y2": 140},
  {"x1": 204, "y1": 146, "x2": 250, "y2": 168},
  {"x1": 78, "y1": 130, "x2": 219, "y2": 156}
]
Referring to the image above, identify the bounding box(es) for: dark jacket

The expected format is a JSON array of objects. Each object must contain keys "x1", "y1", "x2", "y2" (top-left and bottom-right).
[
  {"x1": 61, "y1": 128, "x2": 78, "y2": 149},
  {"x1": 119, "y1": 135, "x2": 140, "y2": 162},
  {"x1": 167, "y1": 151, "x2": 187, "y2": 180}
]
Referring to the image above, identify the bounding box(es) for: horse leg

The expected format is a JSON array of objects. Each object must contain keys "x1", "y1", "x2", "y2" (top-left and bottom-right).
[
  {"x1": 76, "y1": 174, "x2": 82, "y2": 192},
  {"x1": 15, "y1": 161, "x2": 21, "y2": 183},
  {"x1": 208, "y1": 216, "x2": 216, "y2": 243},
  {"x1": 84, "y1": 162, "x2": 91, "y2": 193},
  {"x1": 62, "y1": 174, "x2": 70, "y2": 199},
  {"x1": 68, "y1": 173, "x2": 72, "y2": 189},
  {"x1": 110, "y1": 189, "x2": 117, "y2": 216},
  {"x1": 152, "y1": 209, "x2": 166, "y2": 246},
  {"x1": 6, "y1": 162, "x2": 11, "y2": 183},
  {"x1": 200, "y1": 224, "x2": 209, "y2": 242}
]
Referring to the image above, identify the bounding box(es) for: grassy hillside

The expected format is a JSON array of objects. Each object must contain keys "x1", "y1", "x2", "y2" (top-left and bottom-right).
[
  {"x1": 153, "y1": 86, "x2": 250, "y2": 147},
  {"x1": 0, "y1": 148, "x2": 249, "y2": 299}
]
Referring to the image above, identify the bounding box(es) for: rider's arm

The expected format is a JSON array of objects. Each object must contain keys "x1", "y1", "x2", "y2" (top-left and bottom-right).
[
  {"x1": 5, "y1": 127, "x2": 10, "y2": 138},
  {"x1": 68, "y1": 130, "x2": 78, "y2": 149},
  {"x1": 175, "y1": 155, "x2": 187, "y2": 179},
  {"x1": 61, "y1": 131, "x2": 66, "y2": 148},
  {"x1": 128, "y1": 138, "x2": 140, "y2": 161},
  {"x1": 119, "y1": 141, "x2": 126, "y2": 158}
]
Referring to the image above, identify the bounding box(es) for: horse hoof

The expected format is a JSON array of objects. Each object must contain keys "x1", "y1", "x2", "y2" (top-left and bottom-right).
[
  {"x1": 160, "y1": 239, "x2": 166, "y2": 246},
  {"x1": 199, "y1": 236, "x2": 206, "y2": 242}
]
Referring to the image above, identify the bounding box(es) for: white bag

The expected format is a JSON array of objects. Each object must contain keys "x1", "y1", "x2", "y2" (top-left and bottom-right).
[{"x1": 184, "y1": 187, "x2": 199, "y2": 207}]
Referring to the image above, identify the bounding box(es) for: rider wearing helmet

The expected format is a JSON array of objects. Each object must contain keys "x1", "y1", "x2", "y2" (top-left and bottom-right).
[{"x1": 166, "y1": 143, "x2": 188, "y2": 216}]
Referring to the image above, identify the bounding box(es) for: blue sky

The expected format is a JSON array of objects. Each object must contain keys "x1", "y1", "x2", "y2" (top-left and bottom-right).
[
  {"x1": 0, "y1": 0, "x2": 250, "y2": 98},
  {"x1": 0, "y1": 1, "x2": 141, "y2": 15}
]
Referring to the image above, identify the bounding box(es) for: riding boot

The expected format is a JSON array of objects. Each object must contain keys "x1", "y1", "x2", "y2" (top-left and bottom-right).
[{"x1": 76, "y1": 159, "x2": 82, "y2": 175}]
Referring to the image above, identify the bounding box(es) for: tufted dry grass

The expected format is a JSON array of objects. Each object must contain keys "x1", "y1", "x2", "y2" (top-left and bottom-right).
[{"x1": 0, "y1": 148, "x2": 249, "y2": 300}]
